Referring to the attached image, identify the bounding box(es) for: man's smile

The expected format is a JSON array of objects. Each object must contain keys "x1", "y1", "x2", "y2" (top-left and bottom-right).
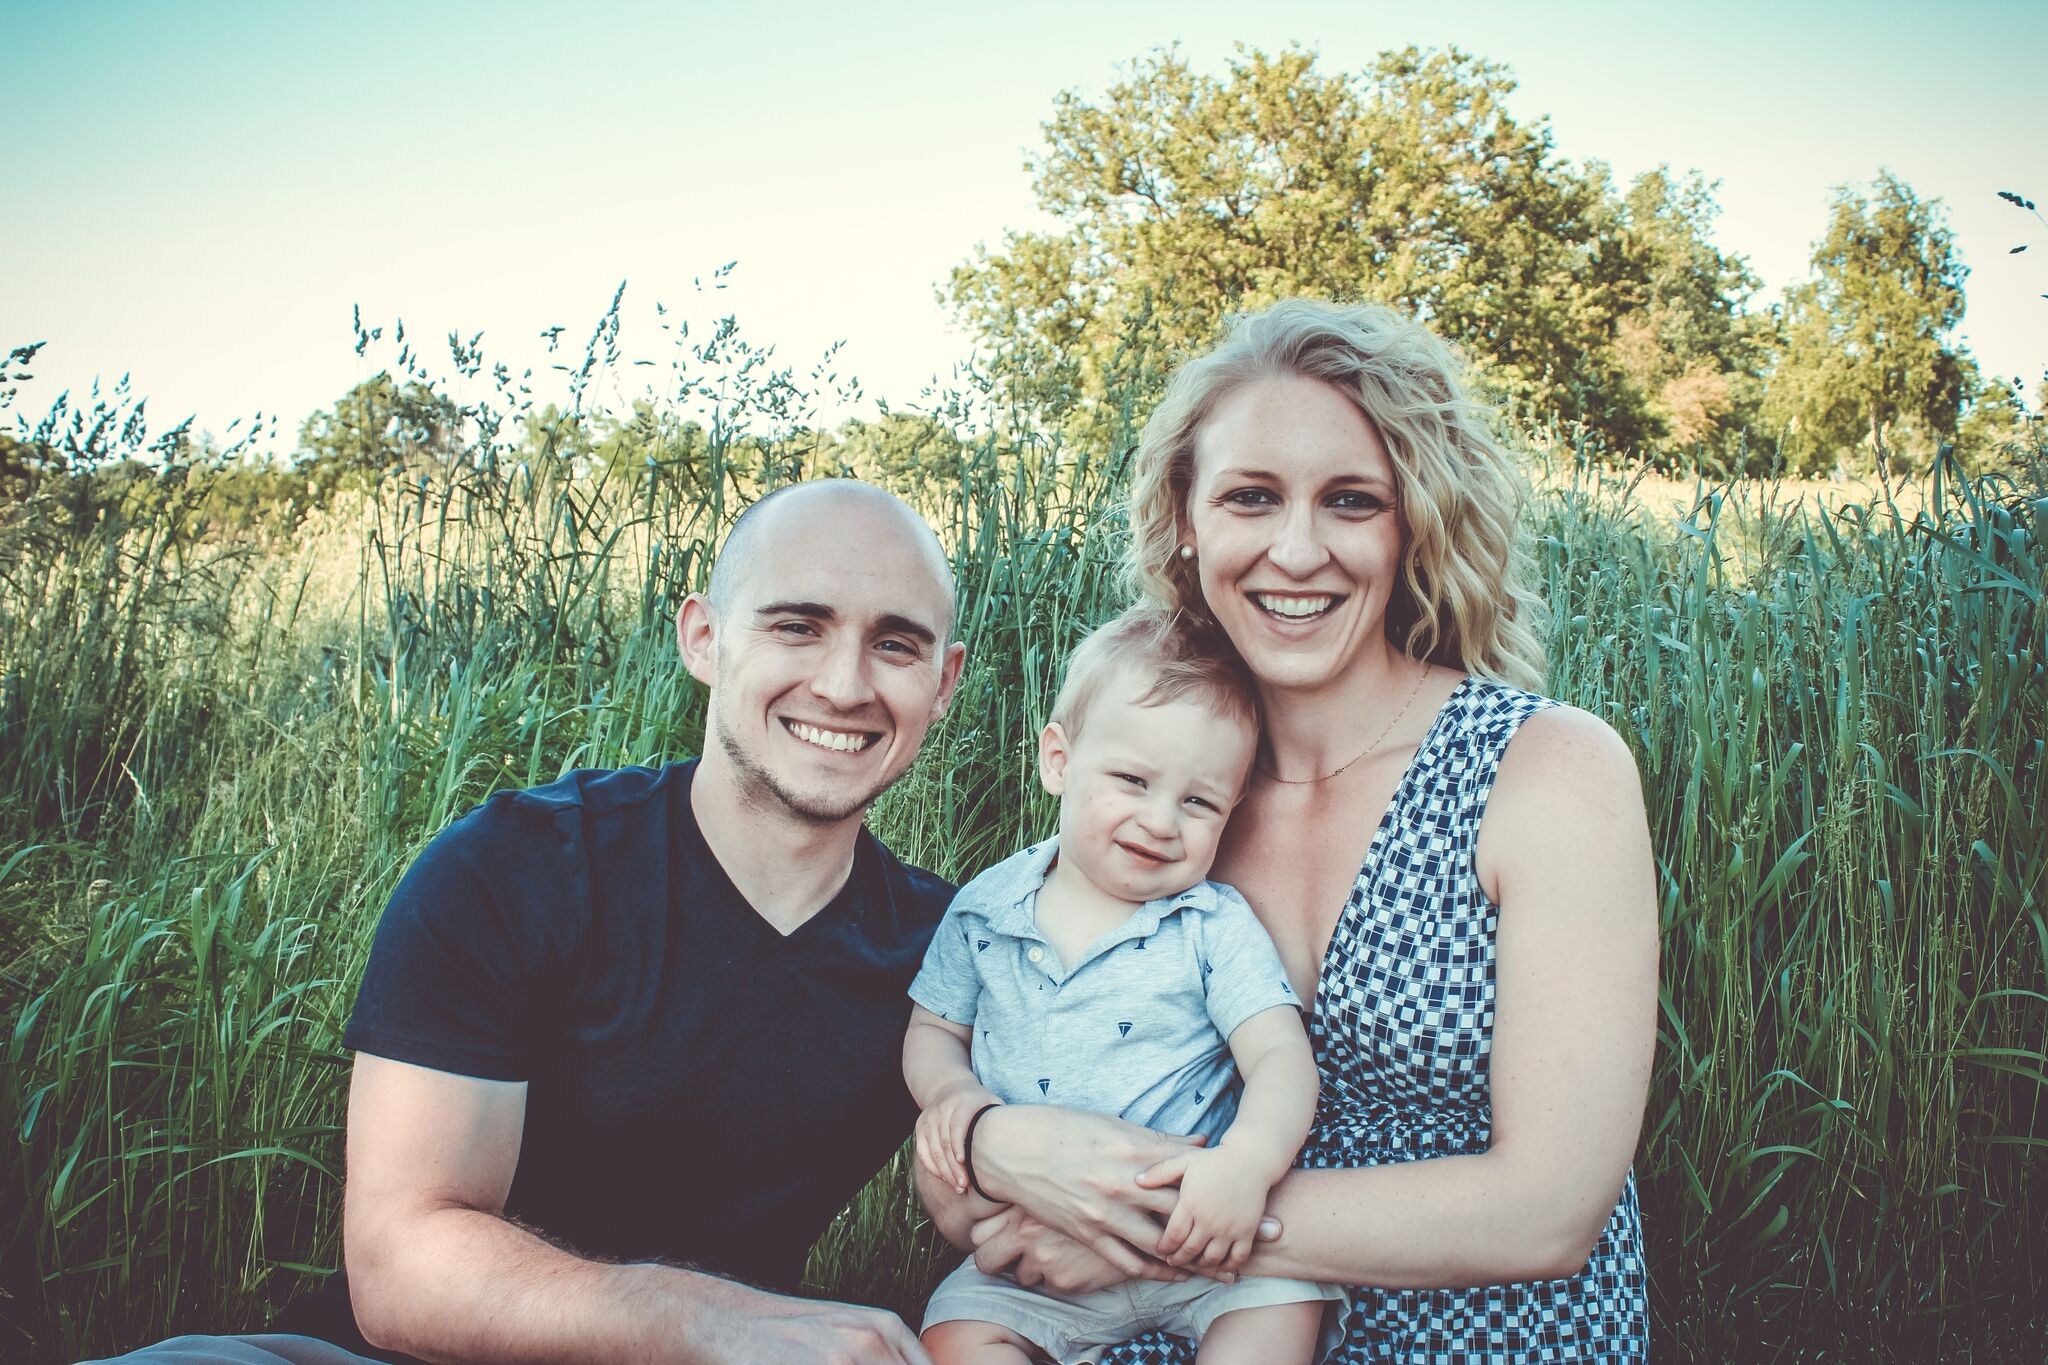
[{"x1": 783, "y1": 718, "x2": 881, "y2": 753}]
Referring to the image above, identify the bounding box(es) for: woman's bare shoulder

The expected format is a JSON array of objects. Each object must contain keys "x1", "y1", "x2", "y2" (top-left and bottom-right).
[
  {"x1": 1494, "y1": 702, "x2": 1643, "y2": 804},
  {"x1": 1477, "y1": 702, "x2": 1650, "y2": 897}
]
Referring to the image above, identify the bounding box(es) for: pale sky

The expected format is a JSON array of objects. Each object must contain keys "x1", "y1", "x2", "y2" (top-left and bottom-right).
[{"x1": 4, "y1": 0, "x2": 2043, "y2": 455}]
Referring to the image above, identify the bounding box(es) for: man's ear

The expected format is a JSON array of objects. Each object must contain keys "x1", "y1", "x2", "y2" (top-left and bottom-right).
[
  {"x1": 928, "y1": 640, "x2": 968, "y2": 723},
  {"x1": 1037, "y1": 721, "x2": 1072, "y2": 796},
  {"x1": 677, "y1": 594, "x2": 718, "y2": 688}
]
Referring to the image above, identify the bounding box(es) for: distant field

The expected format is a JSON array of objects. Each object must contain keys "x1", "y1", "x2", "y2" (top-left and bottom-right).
[{"x1": 1554, "y1": 469, "x2": 1927, "y2": 516}]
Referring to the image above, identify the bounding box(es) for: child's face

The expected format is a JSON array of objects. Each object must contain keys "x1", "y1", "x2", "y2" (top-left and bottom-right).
[{"x1": 1038, "y1": 679, "x2": 1258, "y2": 905}]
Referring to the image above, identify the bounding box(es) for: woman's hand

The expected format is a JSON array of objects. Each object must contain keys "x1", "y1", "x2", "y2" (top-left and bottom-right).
[
  {"x1": 968, "y1": 1206, "x2": 1154, "y2": 1296},
  {"x1": 965, "y1": 1105, "x2": 1186, "y2": 1275},
  {"x1": 969, "y1": 1106, "x2": 1283, "y2": 1280}
]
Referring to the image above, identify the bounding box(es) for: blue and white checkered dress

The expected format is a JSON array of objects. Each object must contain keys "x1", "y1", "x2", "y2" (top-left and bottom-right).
[{"x1": 1106, "y1": 677, "x2": 1649, "y2": 1363}]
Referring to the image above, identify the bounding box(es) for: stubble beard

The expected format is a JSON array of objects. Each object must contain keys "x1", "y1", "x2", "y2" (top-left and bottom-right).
[{"x1": 711, "y1": 701, "x2": 910, "y2": 827}]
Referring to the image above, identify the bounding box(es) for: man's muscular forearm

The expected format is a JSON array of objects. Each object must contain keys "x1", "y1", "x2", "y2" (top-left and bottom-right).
[
  {"x1": 353, "y1": 1205, "x2": 921, "y2": 1364},
  {"x1": 353, "y1": 1203, "x2": 694, "y2": 1360},
  {"x1": 344, "y1": 1056, "x2": 925, "y2": 1363}
]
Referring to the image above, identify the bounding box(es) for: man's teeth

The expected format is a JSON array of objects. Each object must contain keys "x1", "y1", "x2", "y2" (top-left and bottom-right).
[
  {"x1": 1256, "y1": 594, "x2": 1335, "y2": 619},
  {"x1": 789, "y1": 722, "x2": 873, "y2": 752}
]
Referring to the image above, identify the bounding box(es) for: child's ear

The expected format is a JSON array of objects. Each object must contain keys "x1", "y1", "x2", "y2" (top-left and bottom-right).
[{"x1": 1038, "y1": 721, "x2": 1071, "y2": 796}]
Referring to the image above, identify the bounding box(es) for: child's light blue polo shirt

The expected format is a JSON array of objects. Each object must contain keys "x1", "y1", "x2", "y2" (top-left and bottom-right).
[{"x1": 908, "y1": 837, "x2": 1302, "y2": 1144}]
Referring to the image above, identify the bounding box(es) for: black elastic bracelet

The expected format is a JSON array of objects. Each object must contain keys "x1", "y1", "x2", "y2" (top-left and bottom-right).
[{"x1": 961, "y1": 1101, "x2": 1004, "y2": 1202}]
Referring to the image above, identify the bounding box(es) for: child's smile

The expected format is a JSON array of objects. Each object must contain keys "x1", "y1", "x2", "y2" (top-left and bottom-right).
[{"x1": 1038, "y1": 681, "x2": 1258, "y2": 909}]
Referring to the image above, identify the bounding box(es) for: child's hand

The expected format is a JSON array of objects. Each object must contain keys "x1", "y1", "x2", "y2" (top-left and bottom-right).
[
  {"x1": 915, "y1": 1081, "x2": 1001, "y2": 1196},
  {"x1": 1141, "y1": 1147, "x2": 1273, "y2": 1275}
]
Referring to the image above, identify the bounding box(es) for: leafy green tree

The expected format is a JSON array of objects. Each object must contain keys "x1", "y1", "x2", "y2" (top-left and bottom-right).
[
  {"x1": 518, "y1": 403, "x2": 598, "y2": 467},
  {"x1": 1956, "y1": 373, "x2": 2034, "y2": 472},
  {"x1": 832, "y1": 411, "x2": 972, "y2": 492},
  {"x1": 295, "y1": 373, "x2": 466, "y2": 484},
  {"x1": 948, "y1": 45, "x2": 1761, "y2": 457},
  {"x1": 0, "y1": 431, "x2": 42, "y2": 504},
  {"x1": 583, "y1": 402, "x2": 727, "y2": 492},
  {"x1": 1598, "y1": 169, "x2": 1771, "y2": 468},
  {"x1": 1762, "y1": 172, "x2": 1971, "y2": 474}
]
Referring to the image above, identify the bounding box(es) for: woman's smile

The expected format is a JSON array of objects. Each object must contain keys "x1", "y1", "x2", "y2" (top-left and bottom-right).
[
  {"x1": 1248, "y1": 591, "x2": 1344, "y2": 623},
  {"x1": 1186, "y1": 374, "x2": 1406, "y2": 695}
]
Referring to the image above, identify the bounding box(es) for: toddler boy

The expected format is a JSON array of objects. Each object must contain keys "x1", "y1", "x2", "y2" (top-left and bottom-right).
[{"x1": 903, "y1": 607, "x2": 1339, "y2": 1365}]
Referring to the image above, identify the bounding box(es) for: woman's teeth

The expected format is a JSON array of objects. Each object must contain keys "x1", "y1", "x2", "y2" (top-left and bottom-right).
[
  {"x1": 1254, "y1": 593, "x2": 1336, "y2": 620},
  {"x1": 789, "y1": 721, "x2": 873, "y2": 752}
]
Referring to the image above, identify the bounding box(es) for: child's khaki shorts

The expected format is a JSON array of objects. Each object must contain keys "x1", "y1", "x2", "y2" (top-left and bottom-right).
[{"x1": 922, "y1": 1258, "x2": 1345, "y2": 1363}]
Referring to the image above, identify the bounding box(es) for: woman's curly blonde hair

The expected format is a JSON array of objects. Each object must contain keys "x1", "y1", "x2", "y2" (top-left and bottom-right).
[{"x1": 1125, "y1": 299, "x2": 1547, "y2": 692}]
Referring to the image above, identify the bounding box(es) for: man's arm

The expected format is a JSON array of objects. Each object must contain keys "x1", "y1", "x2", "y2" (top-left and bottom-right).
[{"x1": 343, "y1": 1052, "x2": 927, "y2": 1365}]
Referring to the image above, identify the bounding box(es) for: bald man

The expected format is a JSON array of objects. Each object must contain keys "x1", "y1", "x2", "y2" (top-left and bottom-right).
[{"x1": 93, "y1": 482, "x2": 964, "y2": 1365}]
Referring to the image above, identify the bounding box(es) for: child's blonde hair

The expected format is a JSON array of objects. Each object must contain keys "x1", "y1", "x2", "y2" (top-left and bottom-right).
[{"x1": 1049, "y1": 607, "x2": 1260, "y2": 741}]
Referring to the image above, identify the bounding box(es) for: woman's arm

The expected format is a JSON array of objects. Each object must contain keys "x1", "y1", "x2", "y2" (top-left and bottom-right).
[
  {"x1": 919, "y1": 1110, "x2": 1267, "y2": 1293},
  {"x1": 1229, "y1": 706, "x2": 1659, "y2": 1286},
  {"x1": 913, "y1": 1134, "x2": 1009, "y2": 1248},
  {"x1": 932, "y1": 1105, "x2": 1194, "y2": 1274}
]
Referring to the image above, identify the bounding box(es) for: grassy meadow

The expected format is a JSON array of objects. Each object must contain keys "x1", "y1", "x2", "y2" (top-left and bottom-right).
[{"x1": 1, "y1": 328, "x2": 2043, "y2": 1363}]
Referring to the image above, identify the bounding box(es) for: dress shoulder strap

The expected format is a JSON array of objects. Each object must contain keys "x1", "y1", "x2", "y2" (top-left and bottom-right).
[{"x1": 1406, "y1": 678, "x2": 1561, "y2": 840}]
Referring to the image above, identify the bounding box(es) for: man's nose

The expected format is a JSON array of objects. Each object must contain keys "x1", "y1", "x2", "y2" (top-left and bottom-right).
[
  {"x1": 808, "y1": 637, "x2": 876, "y2": 709},
  {"x1": 1266, "y1": 505, "x2": 1331, "y2": 578}
]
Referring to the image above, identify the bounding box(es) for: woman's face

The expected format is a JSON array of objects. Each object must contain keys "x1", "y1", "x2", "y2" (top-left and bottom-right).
[{"x1": 1183, "y1": 374, "x2": 1407, "y2": 695}]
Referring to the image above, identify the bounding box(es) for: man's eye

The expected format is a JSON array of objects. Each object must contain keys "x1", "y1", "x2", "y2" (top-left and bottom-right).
[
  {"x1": 877, "y1": 638, "x2": 920, "y2": 657},
  {"x1": 773, "y1": 621, "x2": 818, "y2": 637}
]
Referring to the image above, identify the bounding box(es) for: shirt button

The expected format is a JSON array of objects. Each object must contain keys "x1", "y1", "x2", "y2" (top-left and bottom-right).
[{"x1": 1027, "y1": 947, "x2": 1045, "y2": 964}]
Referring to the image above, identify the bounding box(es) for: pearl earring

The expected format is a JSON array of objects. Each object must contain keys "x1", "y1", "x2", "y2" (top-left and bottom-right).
[{"x1": 1178, "y1": 544, "x2": 1194, "y2": 561}]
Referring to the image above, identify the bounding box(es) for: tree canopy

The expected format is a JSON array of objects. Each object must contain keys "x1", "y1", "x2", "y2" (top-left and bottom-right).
[
  {"x1": 1762, "y1": 171, "x2": 1973, "y2": 474},
  {"x1": 948, "y1": 45, "x2": 1767, "y2": 460},
  {"x1": 949, "y1": 45, "x2": 2006, "y2": 475}
]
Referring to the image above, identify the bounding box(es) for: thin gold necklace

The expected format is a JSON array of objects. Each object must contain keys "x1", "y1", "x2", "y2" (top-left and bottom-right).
[{"x1": 1258, "y1": 663, "x2": 1431, "y2": 785}]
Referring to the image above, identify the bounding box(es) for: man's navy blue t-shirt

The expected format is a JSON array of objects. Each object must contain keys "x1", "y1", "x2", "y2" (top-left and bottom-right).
[{"x1": 305, "y1": 759, "x2": 950, "y2": 1350}]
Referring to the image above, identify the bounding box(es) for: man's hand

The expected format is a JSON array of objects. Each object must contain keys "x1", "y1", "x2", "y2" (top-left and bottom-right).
[
  {"x1": 1140, "y1": 1147, "x2": 1271, "y2": 1276},
  {"x1": 914, "y1": 1081, "x2": 1000, "y2": 1195},
  {"x1": 693, "y1": 1279, "x2": 931, "y2": 1365}
]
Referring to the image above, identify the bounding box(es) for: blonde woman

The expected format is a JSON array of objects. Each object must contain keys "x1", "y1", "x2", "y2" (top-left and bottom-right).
[{"x1": 917, "y1": 300, "x2": 1657, "y2": 1362}]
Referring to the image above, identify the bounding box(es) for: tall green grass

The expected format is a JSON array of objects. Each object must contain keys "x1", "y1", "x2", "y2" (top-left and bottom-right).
[
  {"x1": 1, "y1": 323, "x2": 2041, "y2": 1361},
  {"x1": 1537, "y1": 466, "x2": 2046, "y2": 1358}
]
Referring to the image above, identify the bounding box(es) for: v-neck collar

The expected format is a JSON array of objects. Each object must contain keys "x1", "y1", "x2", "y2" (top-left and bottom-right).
[
  {"x1": 1310, "y1": 674, "x2": 1476, "y2": 999},
  {"x1": 672, "y1": 762, "x2": 873, "y2": 955}
]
